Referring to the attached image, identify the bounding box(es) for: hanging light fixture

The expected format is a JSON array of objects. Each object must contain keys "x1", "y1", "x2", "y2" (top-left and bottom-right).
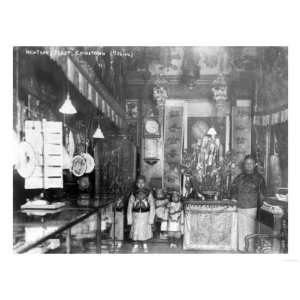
[
  {"x1": 93, "y1": 116, "x2": 104, "y2": 139},
  {"x1": 60, "y1": 59, "x2": 77, "y2": 115},
  {"x1": 59, "y1": 92, "x2": 77, "y2": 114}
]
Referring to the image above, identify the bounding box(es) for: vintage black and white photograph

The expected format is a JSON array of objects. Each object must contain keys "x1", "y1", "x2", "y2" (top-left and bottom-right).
[{"x1": 12, "y1": 46, "x2": 288, "y2": 254}]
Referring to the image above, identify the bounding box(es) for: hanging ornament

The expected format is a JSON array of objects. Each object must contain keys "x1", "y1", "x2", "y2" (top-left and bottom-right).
[
  {"x1": 212, "y1": 73, "x2": 228, "y2": 102},
  {"x1": 153, "y1": 84, "x2": 168, "y2": 106},
  {"x1": 62, "y1": 146, "x2": 72, "y2": 170},
  {"x1": 67, "y1": 130, "x2": 75, "y2": 158}
]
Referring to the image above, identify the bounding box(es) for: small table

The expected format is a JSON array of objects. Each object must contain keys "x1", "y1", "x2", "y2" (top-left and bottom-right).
[
  {"x1": 13, "y1": 206, "x2": 100, "y2": 254},
  {"x1": 183, "y1": 200, "x2": 238, "y2": 251}
]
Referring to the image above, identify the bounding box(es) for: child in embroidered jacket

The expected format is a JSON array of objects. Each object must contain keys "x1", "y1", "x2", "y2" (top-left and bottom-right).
[
  {"x1": 154, "y1": 188, "x2": 169, "y2": 238},
  {"x1": 110, "y1": 196, "x2": 125, "y2": 250},
  {"x1": 127, "y1": 175, "x2": 155, "y2": 253},
  {"x1": 167, "y1": 191, "x2": 184, "y2": 249}
]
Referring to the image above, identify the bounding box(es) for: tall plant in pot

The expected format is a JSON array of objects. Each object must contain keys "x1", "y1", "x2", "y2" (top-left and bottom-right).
[{"x1": 181, "y1": 138, "x2": 235, "y2": 201}]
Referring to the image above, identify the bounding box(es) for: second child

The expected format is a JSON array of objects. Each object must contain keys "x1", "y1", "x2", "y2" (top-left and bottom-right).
[
  {"x1": 167, "y1": 191, "x2": 184, "y2": 249},
  {"x1": 154, "y1": 188, "x2": 169, "y2": 238}
]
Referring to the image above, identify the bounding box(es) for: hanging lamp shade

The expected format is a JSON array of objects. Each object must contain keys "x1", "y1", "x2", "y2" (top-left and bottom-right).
[
  {"x1": 93, "y1": 125, "x2": 104, "y2": 139},
  {"x1": 59, "y1": 93, "x2": 77, "y2": 114}
]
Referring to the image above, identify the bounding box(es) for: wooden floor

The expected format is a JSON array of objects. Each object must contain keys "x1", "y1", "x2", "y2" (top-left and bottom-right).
[
  {"x1": 49, "y1": 238, "x2": 239, "y2": 254},
  {"x1": 46, "y1": 220, "x2": 275, "y2": 254}
]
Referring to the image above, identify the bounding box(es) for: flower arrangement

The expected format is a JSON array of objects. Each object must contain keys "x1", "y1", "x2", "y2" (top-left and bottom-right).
[{"x1": 180, "y1": 135, "x2": 235, "y2": 200}]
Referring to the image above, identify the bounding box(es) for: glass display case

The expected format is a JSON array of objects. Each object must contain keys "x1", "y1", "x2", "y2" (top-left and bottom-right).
[{"x1": 13, "y1": 200, "x2": 117, "y2": 254}]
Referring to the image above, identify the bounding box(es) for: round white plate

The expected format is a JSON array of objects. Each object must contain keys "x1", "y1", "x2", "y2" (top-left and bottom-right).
[
  {"x1": 71, "y1": 155, "x2": 87, "y2": 177},
  {"x1": 82, "y1": 153, "x2": 95, "y2": 173}
]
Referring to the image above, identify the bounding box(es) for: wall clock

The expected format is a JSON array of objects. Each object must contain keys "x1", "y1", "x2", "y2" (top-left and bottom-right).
[{"x1": 144, "y1": 118, "x2": 161, "y2": 138}]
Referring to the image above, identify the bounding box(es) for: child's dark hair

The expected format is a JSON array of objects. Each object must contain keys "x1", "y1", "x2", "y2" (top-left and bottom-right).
[
  {"x1": 243, "y1": 154, "x2": 257, "y2": 163},
  {"x1": 241, "y1": 154, "x2": 258, "y2": 173},
  {"x1": 136, "y1": 175, "x2": 146, "y2": 182},
  {"x1": 170, "y1": 191, "x2": 181, "y2": 202},
  {"x1": 153, "y1": 188, "x2": 164, "y2": 198}
]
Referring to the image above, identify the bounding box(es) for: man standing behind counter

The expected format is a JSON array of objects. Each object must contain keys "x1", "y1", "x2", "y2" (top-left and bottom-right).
[{"x1": 231, "y1": 155, "x2": 266, "y2": 252}]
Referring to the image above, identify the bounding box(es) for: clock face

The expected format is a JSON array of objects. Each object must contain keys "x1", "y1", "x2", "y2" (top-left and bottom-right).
[{"x1": 145, "y1": 119, "x2": 159, "y2": 134}]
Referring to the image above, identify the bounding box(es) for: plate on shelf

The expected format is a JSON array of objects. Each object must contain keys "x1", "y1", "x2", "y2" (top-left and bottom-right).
[
  {"x1": 82, "y1": 153, "x2": 95, "y2": 174},
  {"x1": 71, "y1": 155, "x2": 87, "y2": 177}
]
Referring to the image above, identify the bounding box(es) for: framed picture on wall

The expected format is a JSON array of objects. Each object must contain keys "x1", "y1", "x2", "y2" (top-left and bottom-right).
[
  {"x1": 125, "y1": 99, "x2": 139, "y2": 119},
  {"x1": 187, "y1": 117, "x2": 226, "y2": 151},
  {"x1": 127, "y1": 120, "x2": 140, "y2": 146}
]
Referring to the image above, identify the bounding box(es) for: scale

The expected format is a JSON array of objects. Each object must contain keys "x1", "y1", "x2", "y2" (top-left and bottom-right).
[{"x1": 21, "y1": 198, "x2": 65, "y2": 211}]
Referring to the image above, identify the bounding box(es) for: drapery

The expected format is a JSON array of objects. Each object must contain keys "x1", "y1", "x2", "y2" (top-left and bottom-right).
[
  {"x1": 253, "y1": 107, "x2": 288, "y2": 126},
  {"x1": 183, "y1": 205, "x2": 237, "y2": 251},
  {"x1": 272, "y1": 122, "x2": 288, "y2": 186}
]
